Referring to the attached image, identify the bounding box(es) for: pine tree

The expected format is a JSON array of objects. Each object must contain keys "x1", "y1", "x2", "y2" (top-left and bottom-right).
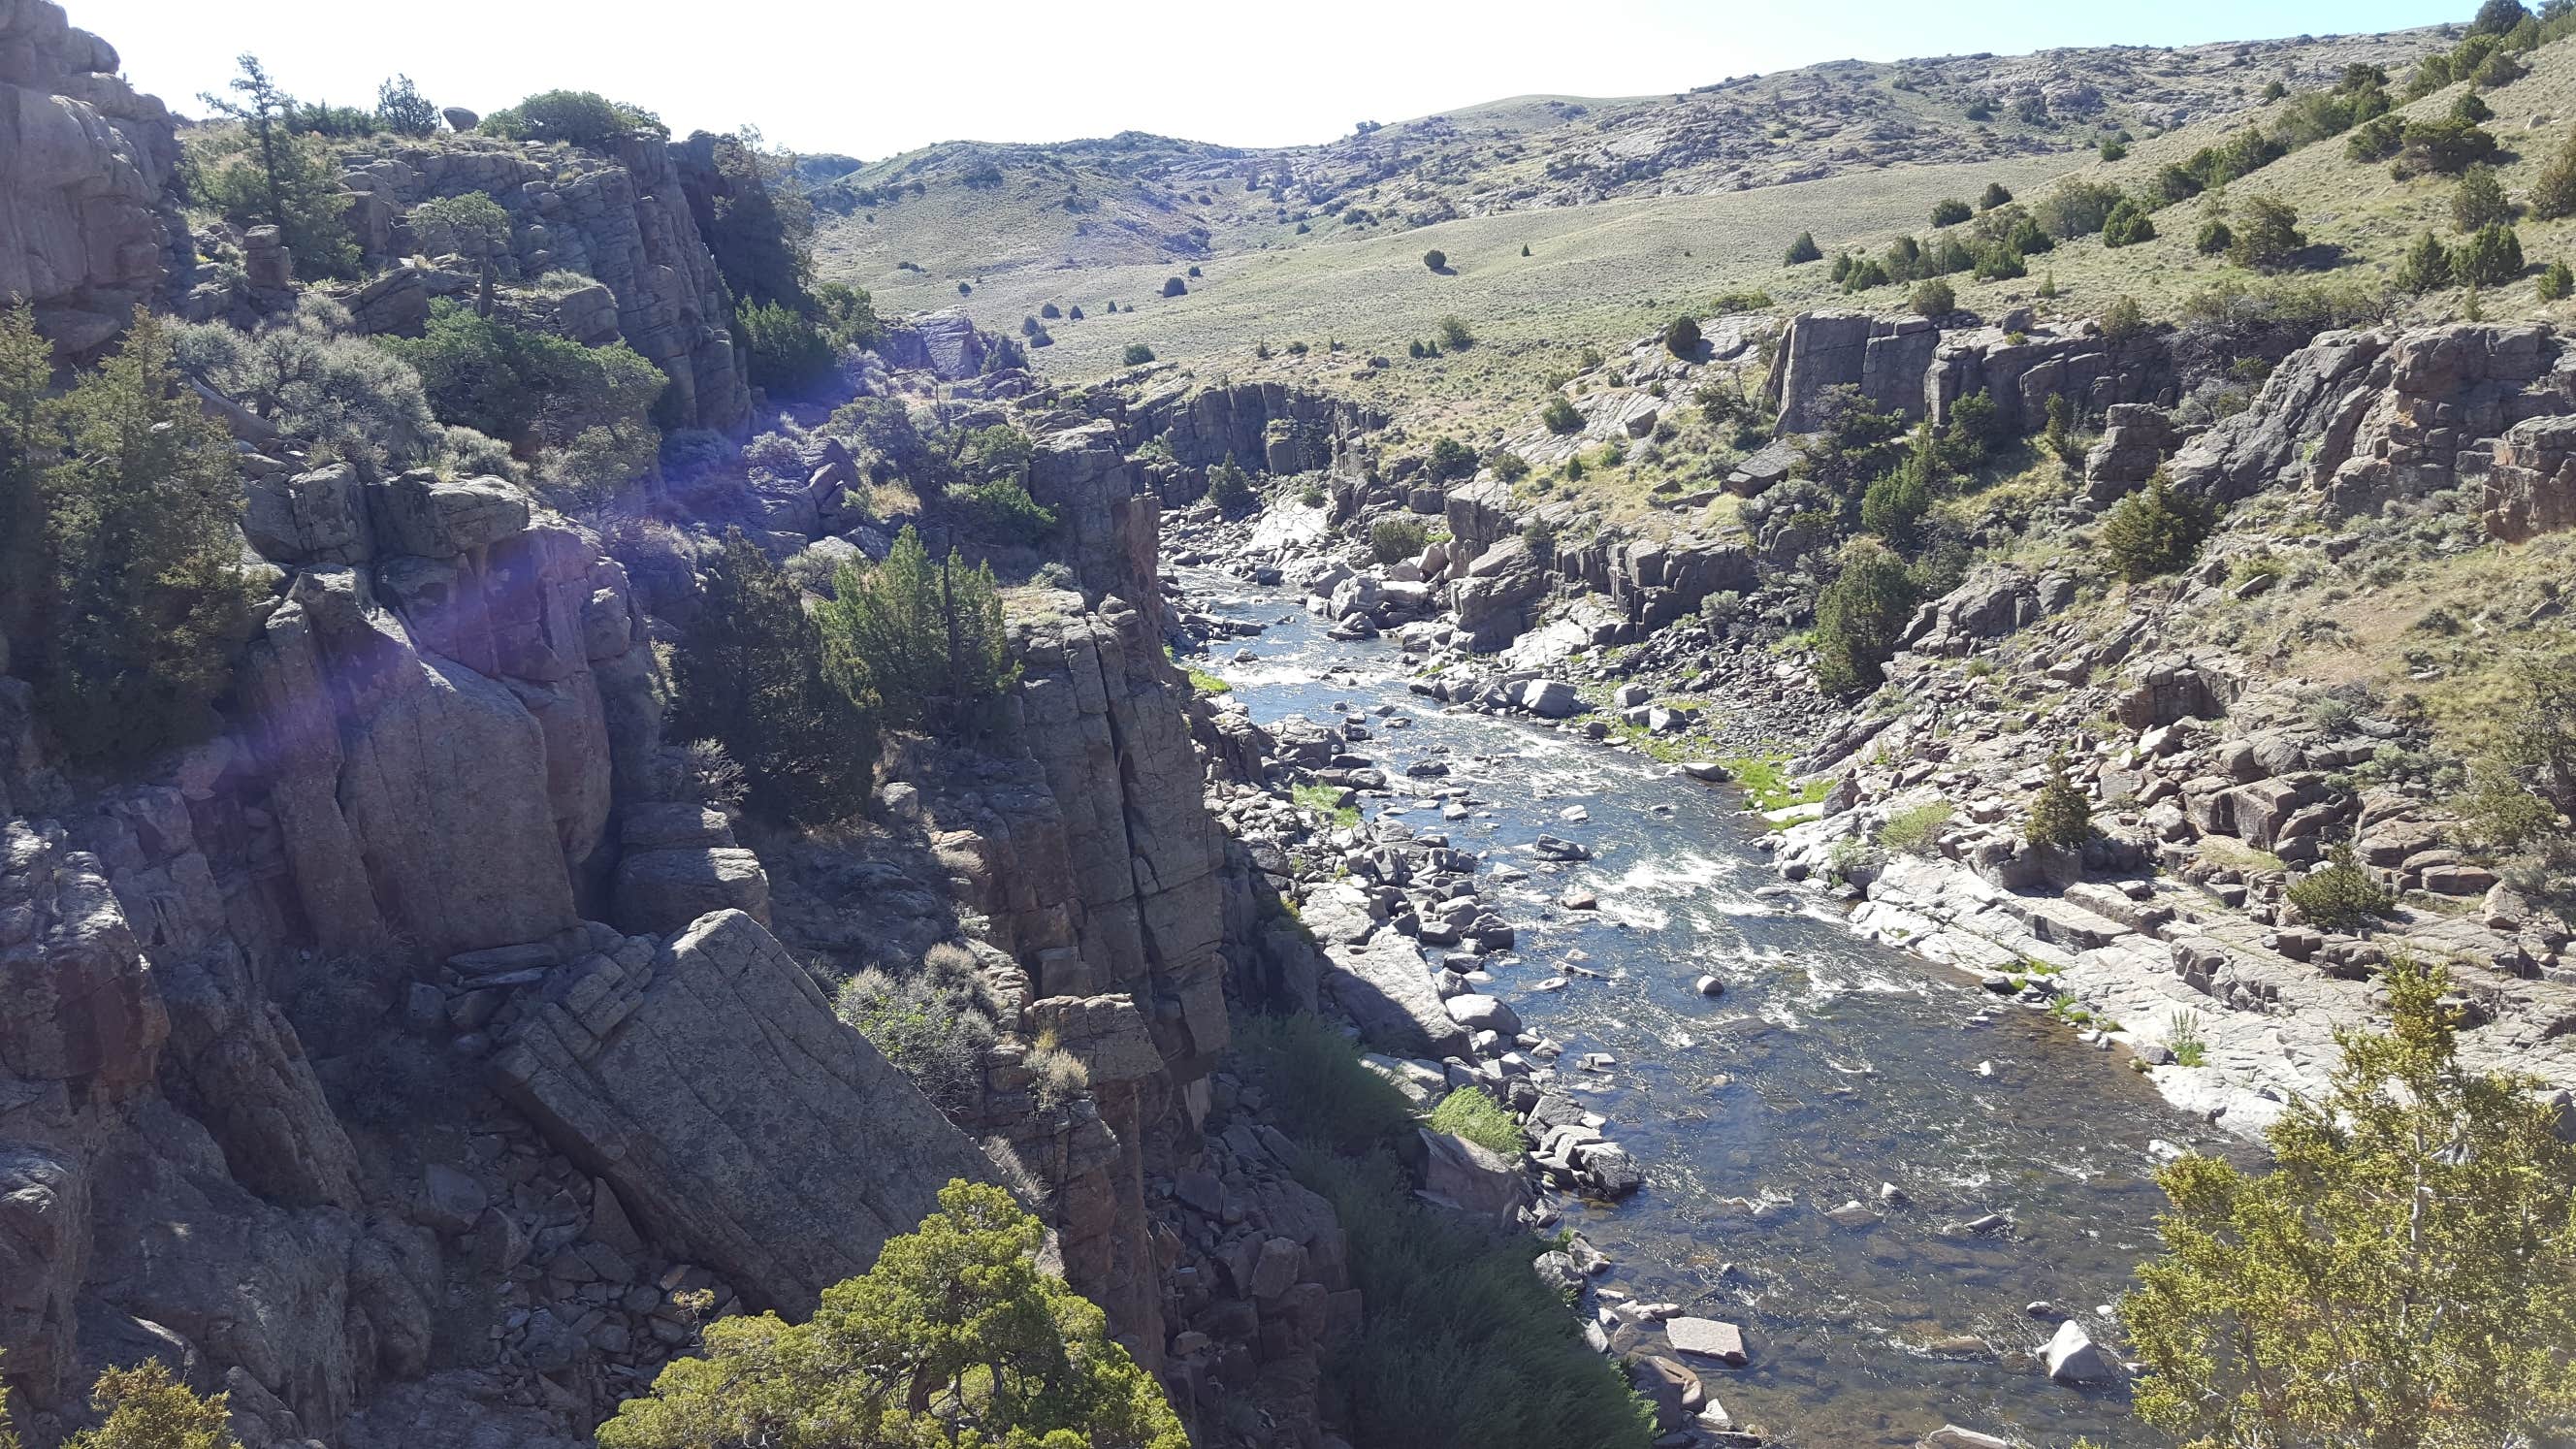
[
  {"x1": 1812, "y1": 540, "x2": 1917, "y2": 696},
  {"x1": 2396, "y1": 229, "x2": 2455, "y2": 292},
  {"x1": 2452, "y1": 163, "x2": 2514, "y2": 233},
  {"x1": 671, "y1": 531, "x2": 873, "y2": 824},
  {"x1": 2100, "y1": 472, "x2": 2214, "y2": 582},
  {"x1": 2026, "y1": 755, "x2": 2093, "y2": 849},
  {"x1": 2533, "y1": 132, "x2": 2576, "y2": 219},
  {"x1": 816, "y1": 526, "x2": 1016, "y2": 735},
  {"x1": 1785, "y1": 231, "x2": 1823, "y2": 266}
]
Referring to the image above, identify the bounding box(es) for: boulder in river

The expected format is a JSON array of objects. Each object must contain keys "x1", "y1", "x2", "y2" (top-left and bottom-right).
[
  {"x1": 1666, "y1": 1316, "x2": 1750, "y2": 1367},
  {"x1": 2043, "y1": 1318, "x2": 2121, "y2": 1384},
  {"x1": 1445, "y1": 992, "x2": 1522, "y2": 1036}
]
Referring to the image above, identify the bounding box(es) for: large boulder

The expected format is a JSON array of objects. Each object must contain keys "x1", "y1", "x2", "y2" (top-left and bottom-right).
[
  {"x1": 1323, "y1": 935, "x2": 1469, "y2": 1057},
  {"x1": 1416, "y1": 1127, "x2": 1528, "y2": 1220},
  {"x1": 489, "y1": 910, "x2": 1002, "y2": 1315}
]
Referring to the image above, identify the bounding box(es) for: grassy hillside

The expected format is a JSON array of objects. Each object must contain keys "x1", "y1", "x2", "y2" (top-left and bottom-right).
[
  {"x1": 811, "y1": 28, "x2": 2448, "y2": 337},
  {"x1": 851, "y1": 153, "x2": 2071, "y2": 428}
]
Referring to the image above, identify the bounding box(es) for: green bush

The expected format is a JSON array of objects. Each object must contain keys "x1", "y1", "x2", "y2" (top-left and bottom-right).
[
  {"x1": 1785, "y1": 231, "x2": 1823, "y2": 265},
  {"x1": 1206, "y1": 457, "x2": 1255, "y2": 512},
  {"x1": 2026, "y1": 755, "x2": 2093, "y2": 849},
  {"x1": 1161, "y1": 276, "x2": 1187, "y2": 298},
  {"x1": 670, "y1": 531, "x2": 874, "y2": 823},
  {"x1": 1877, "y1": 801, "x2": 1953, "y2": 854},
  {"x1": 1813, "y1": 539, "x2": 1916, "y2": 697},
  {"x1": 1425, "y1": 435, "x2": 1478, "y2": 483},
  {"x1": 404, "y1": 192, "x2": 511, "y2": 258},
  {"x1": 3, "y1": 308, "x2": 256, "y2": 770},
  {"x1": 814, "y1": 526, "x2": 1017, "y2": 734},
  {"x1": 184, "y1": 128, "x2": 362, "y2": 280},
  {"x1": 2101, "y1": 472, "x2": 2214, "y2": 582},
  {"x1": 2540, "y1": 261, "x2": 2573, "y2": 302},
  {"x1": 955, "y1": 477, "x2": 1057, "y2": 545},
  {"x1": 597, "y1": 1181, "x2": 1186, "y2": 1449},
  {"x1": 1661, "y1": 314, "x2": 1701, "y2": 357},
  {"x1": 2102, "y1": 294, "x2": 2150, "y2": 343},
  {"x1": 2346, "y1": 113, "x2": 2407, "y2": 163},
  {"x1": 735, "y1": 298, "x2": 837, "y2": 396},
  {"x1": 1540, "y1": 396, "x2": 1583, "y2": 435},
  {"x1": 2456, "y1": 223, "x2": 2526, "y2": 285},
  {"x1": 2532, "y1": 133, "x2": 2576, "y2": 220},
  {"x1": 2397, "y1": 230, "x2": 2455, "y2": 292},
  {"x1": 479, "y1": 89, "x2": 665, "y2": 148},
  {"x1": 2228, "y1": 195, "x2": 2305, "y2": 271},
  {"x1": 1438, "y1": 315, "x2": 1476, "y2": 350},
  {"x1": 1369, "y1": 516, "x2": 1429, "y2": 564},
  {"x1": 1423, "y1": 248, "x2": 1447, "y2": 271},
  {"x1": 2396, "y1": 116, "x2": 2499, "y2": 177},
  {"x1": 1230, "y1": 1014, "x2": 1415, "y2": 1155},
  {"x1": 2286, "y1": 845, "x2": 2398, "y2": 930},
  {"x1": 1122, "y1": 343, "x2": 1156, "y2": 366},
  {"x1": 1930, "y1": 197, "x2": 1973, "y2": 227},
  {"x1": 2453, "y1": 164, "x2": 2515, "y2": 233},
  {"x1": 1429, "y1": 1087, "x2": 1524, "y2": 1155},
  {"x1": 2197, "y1": 218, "x2": 2235, "y2": 255},
  {"x1": 2102, "y1": 198, "x2": 2158, "y2": 247},
  {"x1": 1909, "y1": 276, "x2": 1955, "y2": 318},
  {"x1": 383, "y1": 300, "x2": 663, "y2": 447}
]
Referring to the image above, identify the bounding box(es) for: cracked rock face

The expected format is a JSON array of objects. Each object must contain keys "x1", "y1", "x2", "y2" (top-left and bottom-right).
[{"x1": 0, "y1": 0, "x2": 183, "y2": 356}]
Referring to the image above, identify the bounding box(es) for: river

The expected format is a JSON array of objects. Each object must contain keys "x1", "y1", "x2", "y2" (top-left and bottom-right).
[{"x1": 1186, "y1": 570, "x2": 2253, "y2": 1449}]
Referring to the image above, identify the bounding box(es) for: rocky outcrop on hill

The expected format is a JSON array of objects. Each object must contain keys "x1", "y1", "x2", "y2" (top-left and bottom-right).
[
  {"x1": 1767, "y1": 309, "x2": 2177, "y2": 435},
  {"x1": 0, "y1": 0, "x2": 183, "y2": 355},
  {"x1": 1132, "y1": 380, "x2": 1386, "y2": 479},
  {"x1": 329, "y1": 135, "x2": 750, "y2": 432}
]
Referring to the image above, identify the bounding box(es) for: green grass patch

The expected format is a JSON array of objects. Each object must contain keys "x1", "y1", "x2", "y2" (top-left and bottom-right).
[
  {"x1": 1292, "y1": 781, "x2": 1362, "y2": 828},
  {"x1": 1429, "y1": 1087, "x2": 1525, "y2": 1155},
  {"x1": 1187, "y1": 666, "x2": 1231, "y2": 695},
  {"x1": 1723, "y1": 752, "x2": 1830, "y2": 812},
  {"x1": 1876, "y1": 801, "x2": 1953, "y2": 854}
]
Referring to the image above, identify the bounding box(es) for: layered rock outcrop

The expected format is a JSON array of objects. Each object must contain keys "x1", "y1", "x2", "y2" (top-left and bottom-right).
[{"x1": 1766, "y1": 309, "x2": 2176, "y2": 435}]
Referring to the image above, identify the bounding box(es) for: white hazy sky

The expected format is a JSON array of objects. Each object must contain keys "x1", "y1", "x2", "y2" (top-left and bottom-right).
[{"x1": 76, "y1": 0, "x2": 2455, "y2": 160}]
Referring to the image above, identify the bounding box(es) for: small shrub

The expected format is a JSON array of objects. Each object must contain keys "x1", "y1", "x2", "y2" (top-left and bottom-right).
[
  {"x1": 2540, "y1": 261, "x2": 2573, "y2": 302},
  {"x1": 404, "y1": 192, "x2": 511, "y2": 258},
  {"x1": 1437, "y1": 315, "x2": 1475, "y2": 350},
  {"x1": 2227, "y1": 195, "x2": 2304, "y2": 272},
  {"x1": 1909, "y1": 276, "x2": 1955, "y2": 318},
  {"x1": 1026, "y1": 1040, "x2": 1090, "y2": 1111},
  {"x1": 1122, "y1": 342, "x2": 1157, "y2": 366},
  {"x1": 1785, "y1": 231, "x2": 1823, "y2": 265},
  {"x1": 1206, "y1": 457, "x2": 1255, "y2": 512},
  {"x1": 2027, "y1": 755, "x2": 2093, "y2": 849},
  {"x1": 2286, "y1": 845, "x2": 2397, "y2": 931},
  {"x1": 1931, "y1": 198, "x2": 1973, "y2": 227},
  {"x1": 2531, "y1": 132, "x2": 2576, "y2": 220},
  {"x1": 1422, "y1": 248, "x2": 1447, "y2": 272},
  {"x1": 1540, "y1": 396, "x2": 1583, "y2": 435},
  {"x1": 1369, "y1": 516, "x2": 1429, "y2": 564},
  {"x1": 2197, "y1": 218, "x2": 2235, "y2": 255},
  {"x1": 2396, "y1": 229, "x2": 2454, "y2": 292},
  {"x1": 2455, "y1": 223, "x2": 2525, "y2": 286},
  {"x1": 833, "y1": 949, "x2": 997, "y2": 1116},
  {"x1": 2101, "y1": 472, "x2": 2215, "y2": 582},
  {"x1": 1877, "y1": 802, "x2": 1954, "y2": 854},
  {"x1": 1161, "y1": 276, "x2": 1187, "y2": 298},
  {"x1": 1429, "y1": 1087, "x2": 1524, "y2": 1155},
  {"x1": 1980, "y1": 181, "x2": 2014, "y2": 209},
  {"x1": 2453, "y1": 164, "x2": 2515, "y2": 233},
  {"x1": 2101, "y1": 295, "x2": 2150, "y2": 343},
  {"x1": 2101, "y1": 198, "x2": 2158, "y2": 248},
  {"x1": 1662, "y1": 314, "x2": 1701, "y2": 357},
  {"x1": 2164, "y1": 1010, "x2": 2207, "y2": 1068}
]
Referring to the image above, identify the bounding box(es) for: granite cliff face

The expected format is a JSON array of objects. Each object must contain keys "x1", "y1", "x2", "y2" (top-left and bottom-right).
[{"x1": 0, "y1": 0, "x2": 183, "y2": 354}]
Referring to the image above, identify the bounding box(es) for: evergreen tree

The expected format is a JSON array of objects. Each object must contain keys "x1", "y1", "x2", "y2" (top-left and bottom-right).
[
  {"x1": 671, "y1": 531, "x2": 873, "y2": 824},
  {"x1": 2532, "y1": 132, "x2": 2576, "y2": 220},
  {"x1": 596, "y1": 1181, "x2": 1188, "y2": 1449},
  {"x1": 1860, "y1": 425, "x2": 1939, "y2": 549},
  {"x1": 373, "y1": 74, "x2": 440, "y2": 136},
  {"x1": 2397, "y1": 229, "x2": 2455, "y2": 292},
  {"x1": 17, "y1": 309, "x2": 255, "y2": 768},
  {"x1": 1812, "y1": 540, "x2": 1916, "y2": 696},
  {"x1": 2123, "y1": 956, "x2": 2576, "y2": 1448},
  {"x1": 1662, "y1": 314, "x2": 1701, "y2": 357},
  {"x1": 2452, "y1": 163, "x2": 2514, "y2": 232},
  {"x1": 1979, "y1": 180, "x2": 2013, "y2": 209},
  {"x1": 2100, "y1": 472, "x2": 2214, "y2": 582},
  {"x1": 2227, "y1": 194, "x2": 2305, "y2": 271},
  {"x1": 2101, "y1": 197, "x2": 2157, "y2": 247},
  {"x1": 2541, "y1": 260, "x2": 2574, "y2": 302},
  {"x1": 198, "y1": 55, "x2": 293, "y2": 240},
  {"x1": 1785, "y1": 231, "x2": 1823, "y2": 266},
  {"x1": 816, "y1": 526, "x2": 1016, "y2": 735},
  {"x1": 2026, "y1": 755, "x2": 2093, "y2": 849},
  {"x1": 2457, "y1": 223, "x2": 2527, "y2": 286}
]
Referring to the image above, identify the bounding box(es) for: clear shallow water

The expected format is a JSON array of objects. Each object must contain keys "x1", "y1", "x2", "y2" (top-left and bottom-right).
[{"x1": 1189, "y1": 574, "x2": 2249, "y2": 1448}]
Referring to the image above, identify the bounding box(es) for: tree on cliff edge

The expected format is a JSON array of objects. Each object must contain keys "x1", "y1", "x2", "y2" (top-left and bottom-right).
[
  {"x1": 596, "y1": 1180, "x2": 1187, "y2": 1449},
  {"x1": 2121, "y1": 956, "x2": 2576, "y2": 1448}
]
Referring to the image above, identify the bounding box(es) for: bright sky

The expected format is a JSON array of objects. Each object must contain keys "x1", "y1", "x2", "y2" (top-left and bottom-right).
[{"x1": 76, "y1": 0, "x2": 2457, "y2": 160}]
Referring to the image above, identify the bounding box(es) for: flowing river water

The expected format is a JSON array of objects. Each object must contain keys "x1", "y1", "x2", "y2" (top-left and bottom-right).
[{"x1": 1187, "y1": 571, "x2": 2258, "y2": 1449}]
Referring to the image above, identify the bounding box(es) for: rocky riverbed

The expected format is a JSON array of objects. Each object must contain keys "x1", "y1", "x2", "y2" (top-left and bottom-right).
[{"x1": 1175, "y1": 565, "x2": 2261, "y2": 1449}]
